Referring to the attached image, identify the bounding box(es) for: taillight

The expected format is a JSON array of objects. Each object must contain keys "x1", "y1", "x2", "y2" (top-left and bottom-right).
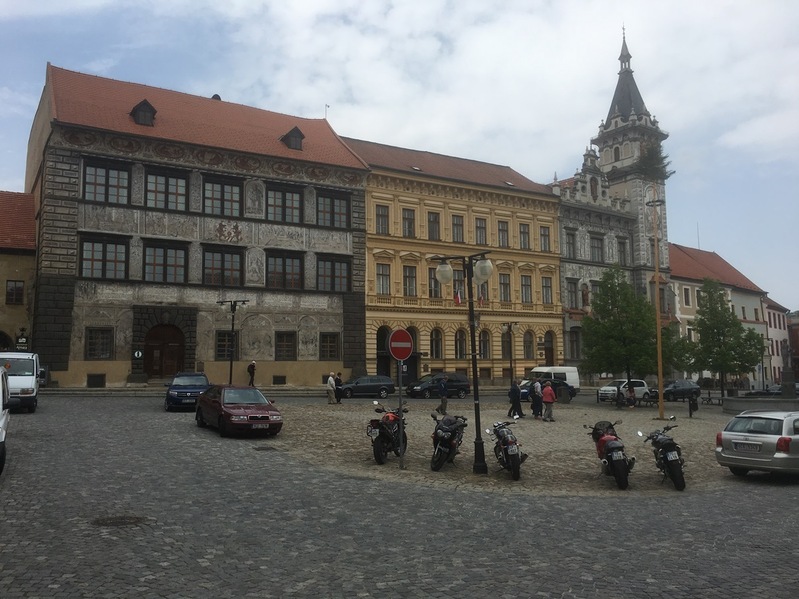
[
  {"x1": 715, "y1": 432, "x2": 723, "y2": 447},
  {"x1": 776, "y1": 437, "x2": 791, "y2": 453}
]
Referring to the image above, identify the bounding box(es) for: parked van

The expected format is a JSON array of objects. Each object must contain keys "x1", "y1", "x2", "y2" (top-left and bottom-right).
[
  {"x1": 0, "y1": 352, "x2": 44, "y2": 413},
  {"x1": 1, "y1": 365, "x2": 10, "y2": 474},
  {"x1": 527, "y1": 366, "x2": 580, "y2": 393}
]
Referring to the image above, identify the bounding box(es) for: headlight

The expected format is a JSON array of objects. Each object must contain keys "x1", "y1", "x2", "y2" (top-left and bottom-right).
[
  {"x1": 20, "y1": 388, "x2": 35, "y2": 395},
  {"x1": 169, "y1": 391, "x2": 179, "y2": 397},
  {"x1": 229, "y1": 415, "x2": 248, "y2": 422},
  {"x1": 270, "y1": 415, "x2": 283, "y2": 421}
]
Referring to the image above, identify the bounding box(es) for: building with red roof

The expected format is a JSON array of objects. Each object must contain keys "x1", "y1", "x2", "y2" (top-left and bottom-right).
[{"x1": 0, "y1": 191, "x2": 36, "y2": 351}]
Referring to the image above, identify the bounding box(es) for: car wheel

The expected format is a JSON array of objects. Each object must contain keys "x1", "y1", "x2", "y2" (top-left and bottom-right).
[
  {"x1": 457, "y1": 389, "x2": 467, "y2": 399},
  {"x1": 642, "y1": 392, "x2": 650, "y2": 400},
  {"x1": 218, "y1": 417, "x2": 229, "y2": 437},
  {"x1": 195, "y1": 407, "x2": 207, "y2": 428},
  {"x1": 344, "y1": 388, "x2": 353, "y2": 399},
  {"x1": 0, "y1": 443, "x2": 6, "y2": 475},
  {"x1": 164, "y1": 398, "x2": 172, "y2": 412},
  {"x1": 378, "y1": 388, "x2": 389, "y2": 399},
  {"x1": 423, "y1": 389, "x2": 431, "y2": 399},
  {"x1": 28, "y1": 399, "x2": 37, "y2": 414},
  {"x1": 729, "y1": 467, "x2": 749, "y2": 477}
]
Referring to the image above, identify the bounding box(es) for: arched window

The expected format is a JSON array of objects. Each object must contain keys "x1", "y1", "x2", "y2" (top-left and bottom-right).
[
  {"x1": 523, "y1": 331, "x2": 534, "y2": 360},
  {"x1": 501, "y1": 331, "x2": 511, "y2": 360},
  {"x1": 613, "y1": 146, "x2": 621, "y2": 161},
  {"x1": 430, "y1": 329, "x2": 443, "y2": 359},
  {"x1": 479, "y1": 329, "x2": 491, "y2": 359},
  {"x1": 455, "y1": 329, "x2": 467, "y2": 359}
]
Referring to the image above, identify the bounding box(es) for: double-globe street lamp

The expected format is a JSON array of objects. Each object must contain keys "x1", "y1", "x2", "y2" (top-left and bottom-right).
[
  {"x1": 217, "y1": 299, "x2": 248, "y2": 385},
  {"x1": 433, "y1": 252, "x2": 494, "y2": 475}
]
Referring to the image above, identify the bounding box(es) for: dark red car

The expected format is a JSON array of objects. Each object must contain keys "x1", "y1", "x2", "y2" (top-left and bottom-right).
[{"x1": 195, "y1": 385, "x2": 283, "y2": 437}]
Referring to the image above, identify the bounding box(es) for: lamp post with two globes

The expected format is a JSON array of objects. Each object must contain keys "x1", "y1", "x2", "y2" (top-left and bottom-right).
[
  {"x1": 217, "y1": 299, "x2": 248, "y2": 385},
  {"x1": 433, "y1": 252, "x2": 493, "y2": 474}
]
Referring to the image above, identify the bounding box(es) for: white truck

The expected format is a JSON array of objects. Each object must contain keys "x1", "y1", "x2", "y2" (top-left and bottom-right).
[{"x1": 0, "y1": 352, "x2": 44, "y2": 413}]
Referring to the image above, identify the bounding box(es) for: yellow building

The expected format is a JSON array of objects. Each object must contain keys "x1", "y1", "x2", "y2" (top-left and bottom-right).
[
  {"x1": 343, "y1": 138, "x2": 563, "y2": 384},
  {"x1": 0, "y1": 191, "x2": 36, "y2": 352}
]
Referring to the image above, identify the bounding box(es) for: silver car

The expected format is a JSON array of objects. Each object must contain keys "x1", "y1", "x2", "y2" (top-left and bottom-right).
[{"x1": 715, "y1": 411, "x2": 799, "y2": 476}]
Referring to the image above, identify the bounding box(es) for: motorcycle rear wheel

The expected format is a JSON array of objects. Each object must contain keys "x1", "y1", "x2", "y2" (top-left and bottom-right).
[
  {"x1": 612, "y1": 459, "x2": 629, "y2": 490},
  {"x1": 372, "y1": 437, "x2": 389, "y2": 465},
  {"x1": 666, "y1": 460, "x2": 686, "y2": 491},
  {"x1": 509, "y1": 453, "x2": 521, "y2": 480},
  {"x1": 430, "y1": 447, "x2": 448, "y2": 471},
  {"x1": 392, "y1": 432, "x2": 408, "y2": 457}
]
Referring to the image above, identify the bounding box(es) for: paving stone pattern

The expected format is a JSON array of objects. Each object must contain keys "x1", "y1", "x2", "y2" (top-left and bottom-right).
[{"x1": 1, "y1": 394, "x2": 797, "y2": 598}]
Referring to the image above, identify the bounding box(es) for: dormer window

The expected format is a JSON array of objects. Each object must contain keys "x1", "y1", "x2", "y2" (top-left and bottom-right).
[
  {"x1": 130, "y1": 100, "x2": 156, "y2": 126},
  {"x1": 281, "y1": 126, "x2": 305, "y2": 151}
]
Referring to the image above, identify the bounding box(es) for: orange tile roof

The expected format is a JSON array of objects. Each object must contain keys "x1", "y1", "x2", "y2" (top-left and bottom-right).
[
  {"x1": 45, "y1": 64, "x2": 369, "y2": 171},
  {"x1": 0, "y1": 191, "x2": 36, "y2": 251},
  {"x1": 341, "y1": 137, "x2": 553, "y2": 195},
  {"x1": 668, "y1": 243, "x2": 764, "y2": 294}
]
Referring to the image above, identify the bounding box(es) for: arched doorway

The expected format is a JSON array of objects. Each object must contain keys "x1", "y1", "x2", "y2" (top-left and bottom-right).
[
  {"x1": 144, "y1": 324, "x2": 185, "y2": 378},
  {"x1": 544, "y1": 331, "x2": 555, "y2": 366},
  {"x1": 0, "y1": 331, "x2": 13, "y2": 351},
  {"x1": 376, "y1": 326, "x2": 392, "y2": 377}
]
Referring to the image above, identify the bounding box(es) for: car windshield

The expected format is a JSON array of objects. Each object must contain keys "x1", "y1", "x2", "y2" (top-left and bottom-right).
[
  {"x1": 2, "y1": 358, "x2": 35, "y2": 376},
  {"x1": 726, "y1": 417, "x2": 783, "y2": 435},
  {"x1": 223, "y1": 389, "x2": 269, "y2": 405},
  {"x1": 414, "y1": 374, "x2": 434, "y2": 383},
  {"x1": 172, "y1": 375, "x2": 208, "y2": 386}
]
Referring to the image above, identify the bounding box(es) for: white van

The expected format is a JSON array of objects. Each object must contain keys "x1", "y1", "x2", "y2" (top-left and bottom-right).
[
  {"x1": 527, "y1": 366, "x2": 580, "y2": 393},
  {"x1": 1, "y1": 366, "x2": 10, "y2": 475},
  {"x1": 0, "y1": 352, "x2": 44, "y2": 413}
]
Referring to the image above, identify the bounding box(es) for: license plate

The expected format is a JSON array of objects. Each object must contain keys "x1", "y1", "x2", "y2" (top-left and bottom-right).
[
  {"x1": 666, "y1": 451, "x2": 679, "y2": 461},
  {"x1": 734, "y1": 442, "x2": 760, "y2": 452},
  {"x1": 182, "y1": 399, "x2": 195, "y2": 404},
  {"x1": 252, "y1": 423, "x2": 270, "y2": 429},
  {"x1": 507, "y1": 445, "x2": 519, "y2": 455},
  {"x1": 367, "y1": 427, "x2": 379, "y2": 438},
  {"x1": 611, "y1": 451, "x2": 624, "y2": 461}
]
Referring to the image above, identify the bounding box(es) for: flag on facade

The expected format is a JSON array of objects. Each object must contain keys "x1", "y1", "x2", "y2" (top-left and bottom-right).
[
  {"x1": 478, "y1": 292, "x2": 484, "y2": 308},
  {"x1": 454, "y1": 288, "x2": 462, "y2": 305}
]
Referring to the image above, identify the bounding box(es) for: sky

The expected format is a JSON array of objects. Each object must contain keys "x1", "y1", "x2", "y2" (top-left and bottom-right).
[{"x1": 1, "y1": 0, "x2": 797, "y2": 309}]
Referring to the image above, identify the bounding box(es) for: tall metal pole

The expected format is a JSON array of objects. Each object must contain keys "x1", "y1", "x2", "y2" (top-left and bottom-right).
[
  {"x1": 465, "y1": 257, "x2": 488, "y2": 474},
  {"x1": 648, "y1": 191, "x2": 666, "y2": 419},
  {"x1": 229, "y1": 306, "x2": 236, "y2": 385}
]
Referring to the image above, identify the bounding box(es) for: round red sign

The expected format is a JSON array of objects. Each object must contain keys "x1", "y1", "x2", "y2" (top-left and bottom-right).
[{"x1": 387, "y1": 329, "x2": 413, "y2": 361}]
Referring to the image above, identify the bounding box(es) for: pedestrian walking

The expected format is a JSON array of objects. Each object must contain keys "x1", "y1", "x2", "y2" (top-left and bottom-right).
[
  {"x1": 326, "y1": 372, "x2": 337, "y2": 404},
  {"x1": 435, "y1": 375, "x2": 449, "y2": 415},
  {"x1": 247, "y1": 361, "x2": 256, "y2": 386},
  {"x1": 542, "y1": 380, "x2": 557, "y2": 422},
  {"x1": 507, "y1": 379, "x2": 525, "y2": 418},
  {"x1": 626, "y1": 385, "x2": 636, "y2": 408},
  {"x1": 334, "y1": 372, "x2": 343, "y2": 403},
  {"x1": 532, "y1": 378, "x2": 544, "y2": 420}
]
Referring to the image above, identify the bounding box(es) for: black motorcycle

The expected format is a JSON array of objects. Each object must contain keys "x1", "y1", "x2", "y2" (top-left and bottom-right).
[
  {"x1": 584, "y1": 420, "x2": 635, "y2": 490},
  {"x1": 366, "y1": 400, "x2": 408, "y2": 465},
  {"x1": 486, "y1": 420, "x2": 527, "y2": 480},
  {"x1": 430, "y1": 413, "x2": 468, "y2": 471},
  {"x1": 637, "y1": 417, "x2": 685, "y2": 491}
]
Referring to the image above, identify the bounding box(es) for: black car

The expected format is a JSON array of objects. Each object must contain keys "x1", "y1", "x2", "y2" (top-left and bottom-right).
[
  {"x1": 651, "y1": 379, "x2": 701, "y2": 402},
  {"x1": 340, "y1": 375, "x2": 396, "y2": 399},
  {"x1": 405, "y1": 372, "x2": 470, "y2": 399},
  {"x1": 520, "y1": 378, "x2": 575, "y2": 401},
  {"x1": 164, "y1": 372, "x2": 210, "y2": 411}
]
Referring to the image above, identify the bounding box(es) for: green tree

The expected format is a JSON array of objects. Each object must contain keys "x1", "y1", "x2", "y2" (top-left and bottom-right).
[
  {"x1": 692, "y1": 278, "x2": 763, "y2": 395},
  {"x1": 660, "y1": 322, "x2": 696, "y2": 374},
  {"x1": 581, "y1": 266, "x2": 657, "y2": 381},
  {"x1": 637, "y1": 140, "x2": 676, "y2": 183}
]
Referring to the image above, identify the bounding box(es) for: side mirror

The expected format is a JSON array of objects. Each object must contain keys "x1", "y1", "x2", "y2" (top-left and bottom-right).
[
  {"x1": 485, "y1": 428, "x2": 491, "y2": 434},
  {"x1": 668, "y1": 415, "x2": 676, "y2": 421},
  {"x1": 372, "y1": 400, "x2": 379, "y2": 406}
]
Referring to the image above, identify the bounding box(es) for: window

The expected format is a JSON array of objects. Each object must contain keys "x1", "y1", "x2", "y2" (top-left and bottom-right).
[
  {"x1": 565, "y1": 231, "x2": 576, "y2": 259},
  {"x1": 146, "y1": 171, "x2": 187, "y2": 211},
  {"x1": 501, "y1": 331, "x2": 511, "y2": 360},
  {"x1": 5, "y1": 280, "x2": 23, "y2": 305},
  {"x1": 479, "y1": 330, "x2": 490, "y2": 359},
  {"x1": 499, "y1": 273, "x2": 511, "y2": 302},
  {"x1": 742, "y1": 306, "x2": 747, "y2": 320},
  {"x1": 683, "y1": 287, "x2": 691, "y2": 307},
  {"x1": 85, "y1": 327, "x2": 114, "y2": 360},
  {"x1": 402, "y1": 208, "x2": 416, "y2": 238},
  {"x1": 215, "y1": 330, "x2": 238, "y2": 360},
  {"x1": 754, "y1": 308, "x2": 760, "y2": 321},
  {"x1": 566, "y1": 280, "x2": 578, "y2": 309},
  {"x1": 617, "y1": 238, "x2": 628, "y2": 266},
  {"x1": 428, "y1": 212, "x2": 440, "y2": 241},
  {"x1": 498, "y1": 221, "x2": 509, "y2": 247},
  {"x1": 569, "y1": 330, "x2": 580, "y2": 360},
  {"x1": 428, "y1": 267, "x2": 441, "y2": 299},
  {"x1": 81, "y1": 238, "x2": 128, "y2": 280},
  {"x1": 590, "y1": 236, "x2": 604, "y2": 263},
  {"x1": 591, "y1": 281, "x2": 600, "y2": 298},
  {"x1": 84, "y1": 160, "x2": 129, "y2": 204},
  {"x1": 376, "y1": 264, "x2": 391, "y2": 295},
  {"x1": 523, "y1": 331, "x2": 534, "y2": 359},
  {"x1": 319, "y1": 332, "x2": 340, "y2": 360},
  {"x1": 540, "y1": 226, "x2": 550, "y2": 252},
  {"x1": 267, "y1": 252, "x2": 303, "y2": 289},
  {"x1": 430, "y1": 329, "x2": 443, "y2": 359},
  {"x1": 521, "y1": 275, "x2": 533, "y2": 304},
  {"x1": 267, "y1": 188, "x2": 301, "y2": 223},
  {"x1": 275, "y1": 332, "x2": 297, "y2": 361},
  {"x1": 452, "y1": 215, "x2": 464, "y2": 243},
  {"x1": 203, "y1": 248, "x2": 242, "y2": 286},
  {"x1": 204, "y1": 178, "x2": 241, "y2": 217},
  {"x1": 402, "y1": 265, "x2": 417, "y2": 297},
  {"x1": 453, "y1": 269, "x2": 465, "y2": 300},
  {"x1": 318, "y1": 257, "x2": 350, "y2": 292},
  {"x1": 144, "y1": 244, "x2": 187, "y2": 283},
  {"x1": 519, "y1": 224, "x2": 530, "y2": 250},
  {"x1": 455, "y1": 330, "x2": 467, "y2": 359},
  {"x1": 542, "y1": 276, "x2": 553, "y2": 305},
  {"x1": 375, "y1": 205, "x2": 389, "y2": 235},
  {"x1": 477, "y1": 282, "x2": 489, "y2": 305},
  {"x1": 318, "y1": 195, "x2": 349, "y2": 228},
  {"x1": 475, "y1": 218, "x2": 487, "y2": 245}
]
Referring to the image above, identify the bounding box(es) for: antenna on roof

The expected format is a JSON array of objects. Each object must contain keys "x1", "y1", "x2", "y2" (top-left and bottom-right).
[
  {"x1": 697, "y1": 222, "x2": 701, "y2": 249},
  {"x1": 325, "y1": 104, "x2": 330, "y2": 118}
]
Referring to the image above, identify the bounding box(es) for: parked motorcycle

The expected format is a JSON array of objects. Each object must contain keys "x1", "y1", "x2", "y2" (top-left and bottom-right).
[
  {"x1": 366, "y1": 400, "x2": 408, "y2": 465},
  {"x1": 485, "y1": 419, "x2": 527, "y2": 480},
  {"x1": 430, "y1": 413, "x2": 468, "y2": 471},
  {"x1": 584, "y1": 419, "x2": 635, "y2": 490},
  {"x1": 637, "y1": 417, "x2": 685, "y2": 491}
]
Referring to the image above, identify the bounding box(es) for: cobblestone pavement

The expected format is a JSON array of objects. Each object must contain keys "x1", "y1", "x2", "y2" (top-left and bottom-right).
[{"x1": 1, "y1": 393, "x2": 798, "y2": 598}]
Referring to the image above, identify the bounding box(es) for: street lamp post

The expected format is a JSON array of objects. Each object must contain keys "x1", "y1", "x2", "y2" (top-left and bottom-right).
[
  {"x1": 434, "y1": 252, "x2": 493, "y2": 475},
  {"x1": 646, "y1": 191, "x2": 666, "y2": 419},
  {"x1": 217, "y1": 299, "x2": 248, "y2": 385},
  {"x1": 501, "y1": 322, "x2": 519, "y2": 382}
]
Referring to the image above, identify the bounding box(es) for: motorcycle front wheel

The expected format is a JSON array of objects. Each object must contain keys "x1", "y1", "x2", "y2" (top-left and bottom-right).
[
  {"x1": 393, "y1": 432, "x2": 408, "y2": 457},
  {"x1": 430, "y1": 446, "x2": 448, "y2": 471},
  {"x1": 666, "y1": 460, "x2": 686, "y2": 491},
  {"x1": 372, "y1": 436, "x2": 389, "y2": 465},
  {"x1": 612, "y1": 459, "x2": 629, "y2": 490},
  {"x1": 509, "y1": 452, "x2": 521, "y2": 480}
]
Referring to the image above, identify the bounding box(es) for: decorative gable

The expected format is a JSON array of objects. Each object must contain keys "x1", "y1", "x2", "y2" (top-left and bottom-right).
[
  {"x1": 281, "y1": 126, "x2": 305, "y2": 150},
  {"x1": 130, "y1": 99, "x2": 156, "y2": 126}
]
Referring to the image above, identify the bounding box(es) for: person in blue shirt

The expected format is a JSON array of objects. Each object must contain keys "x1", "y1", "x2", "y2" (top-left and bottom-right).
[{"x1": 435, "y1": 375, "x2": 449, "y2": 415}]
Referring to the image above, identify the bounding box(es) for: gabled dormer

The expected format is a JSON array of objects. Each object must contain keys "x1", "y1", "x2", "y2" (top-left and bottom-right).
[
  {"x1": 130, "y1": 99, "x2": 156, "y2": 126},
  {"x1": 281, "y1": 126, "x2": 305, "y2": 151}
]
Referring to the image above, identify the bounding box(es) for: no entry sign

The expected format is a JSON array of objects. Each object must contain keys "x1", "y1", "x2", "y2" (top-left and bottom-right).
[{"x1": 387, "y1": 328, "x2": 413, "y2": 361}]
